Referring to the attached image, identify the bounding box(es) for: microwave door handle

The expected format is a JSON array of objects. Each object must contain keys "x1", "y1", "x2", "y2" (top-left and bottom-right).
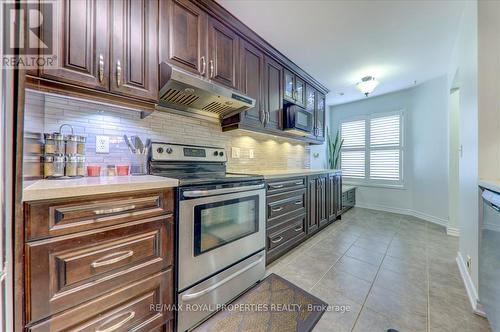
[
  {"x1": 181, "y1": 254, "x2": 264, "y2": 301},
  {"x1": 183, "y1": 184, "x2": 265, "y2": 198}
]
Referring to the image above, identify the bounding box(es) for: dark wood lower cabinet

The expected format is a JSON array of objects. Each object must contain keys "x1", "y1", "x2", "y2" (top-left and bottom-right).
[
  {"x1": 266, "y1": 173, "x2": 341, "y2": 263},
  {"x1": 23, "y1": 189, "x2": 175, "y2": 332}
]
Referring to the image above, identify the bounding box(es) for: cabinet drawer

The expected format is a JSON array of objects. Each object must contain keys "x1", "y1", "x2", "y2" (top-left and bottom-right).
[
  {"x1": 25, "y1": 189, "x2": 174, "y2": 241},
  {"x1": 26, "y1": 216, "x2": 173, "y2": 323},
  {"x1": 267, "y1": 214, "x2": 306, "y2": 251},
  {"x1": 266, "y1": 177, "x2": 306, "y2": 194},
  {"x1": 28, "y1": 270, "x2": 173, "y2": 332},
  {"x1": 268, "y1": 192, "x2": 306, "y2": 221}
]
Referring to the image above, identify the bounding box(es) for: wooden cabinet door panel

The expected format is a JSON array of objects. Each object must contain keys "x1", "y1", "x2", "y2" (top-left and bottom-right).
[
  {"x1": 161, "y1": 0, "x2": 207, "y2": 76},
  {"x1": 239, "y1": 40, "x2": 264, "y2": 127},
  {"x1": 208, "y1": 17, "x2": 239, "y2": 89},
  {"x1": 111, "y1": 0, "x2": 158, "y2": 101},
  {"x1": 307, "y1": 177, "x2": 318, "y2": 234},
  {"x1": 295, "y1": 76, "x2": 306, "y2": 108},
  {"x1": 40, "y1": 0, "x2": 109, "y2": 90},
  {"x1": 318, "y1": 177, "x2": 328, "y2": 227},
  {"x1": 283, "y1": 69, "x2": 295, "y2": 103},
  {"x1": 264, "y1": 56, "x2": 283, "y2": 130}
]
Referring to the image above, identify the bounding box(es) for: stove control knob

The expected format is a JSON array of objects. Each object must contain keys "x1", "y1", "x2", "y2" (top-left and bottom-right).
[
  {"x1": 213, "y1": 151, "x2": 219, "y2": 156},
  {"x1": 219, "y1": 151, "x2": 224, "y2": 157},
  {"x1": 156, "y1": 147, "x2": 164, "y2": 154},
  {"x1": 166, "y1": 147, "x2": 173, "y2": 154}
]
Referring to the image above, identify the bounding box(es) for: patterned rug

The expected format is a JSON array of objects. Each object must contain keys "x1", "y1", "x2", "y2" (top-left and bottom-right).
[{"x1": 193, "y1": 273, "x2": 327, "y2": 332}]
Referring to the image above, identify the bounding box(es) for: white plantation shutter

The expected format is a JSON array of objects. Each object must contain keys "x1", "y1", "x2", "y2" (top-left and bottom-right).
[
  {"x1": 341, "y1": 120, "x2": 366, "y2": 179},
  {"x1": 341, "y1": 112, "x2": 403, "y2": 185}
]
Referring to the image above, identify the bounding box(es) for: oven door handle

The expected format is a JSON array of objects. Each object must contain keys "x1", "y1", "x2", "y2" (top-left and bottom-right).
[
  {"x1": 183, "y1": 184, "x2": 265, "y2": 198},
  {"x1": 181, "y1": 254, "x2": 264, "y2": 301}
]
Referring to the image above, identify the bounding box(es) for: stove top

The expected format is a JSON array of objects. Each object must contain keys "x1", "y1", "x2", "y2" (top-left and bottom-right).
[{"x1": 148, "y1": 142, "x2": 263, "y2": 186}]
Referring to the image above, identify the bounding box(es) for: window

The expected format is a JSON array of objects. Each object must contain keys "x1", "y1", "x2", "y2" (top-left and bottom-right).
[{"x1": 340, "y1": 112, "x2": 403, "y2": 186}]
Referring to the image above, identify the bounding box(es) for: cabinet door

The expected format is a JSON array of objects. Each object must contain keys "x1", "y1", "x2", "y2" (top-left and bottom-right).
[
  {"x1": 307, "y1": 177, "x2": 318, "y2": 234},
  {"x1": 327, "y1": 174, "x2": 337, "y2": 221},
  {"x1": 283, "y1": 69, "x2": 295, "y2": 103},
  {"x1": 162, "y1": 0, "x2": 207, "y2": 76},
  {"x1": 264, "y1": 56, "x2": 283, "y2": 130},
  {"x1": 208, "y1": 17, "x2": 239, "y2": 90},
  {"x1": 40, "y1": 0, "x2": 109, "y2": 90},
  {"x1": 111, "y1": 0, "x2": 158, "y2": 101},
  {"x1": 318, "y1": 177, "x2": 328, "y2": 227},
  {"x1": 295, "y1": 76, "x2": 306, "y2": 108},
  {"x1": 239, "y1": 40, "x2": 264, "y2": 127},
  {"x1": 337, "y1": 175, "x2": 343, "y2": 215},
  {"x1": 306, "y1": 85, "x2": 315, "y2": 113},
  {"x1": 315, "y1": 92, "x2": 326, "y2": 139}
]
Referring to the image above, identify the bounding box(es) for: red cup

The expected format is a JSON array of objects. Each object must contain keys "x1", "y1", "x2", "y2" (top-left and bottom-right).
[
  {"x1": 116, "y1": 165, "x2": 130, "y2": 176},
  {"x1": 86, "y1": 165, "x2": 101, "y2": 177}
]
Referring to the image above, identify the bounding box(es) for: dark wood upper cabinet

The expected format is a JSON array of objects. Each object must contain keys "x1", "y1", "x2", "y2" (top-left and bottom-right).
[
  {"x1": 264, "y1": 56, "x2": 283, "y2": 130},
  {"x1": 283, "y1": 69, "x2": 306, "y2": 107},
  {"x1": 306, "y1": 85, "x2": 316, "y2": 113},
  {"x1": 315, "y1": 91, "x2": 326, "y2": 140},
  {"x1": 207, "y1": 17, "x2": 239, "y2": 90},
  {"x1": 239, "y1": 40, "x2": 265, "y2": 127},
  {"x1": 40, "y1": 0, "x2": 109, "y2": 90},
  {"x1": 295, "y1": 76, "x2": 306, "y2": 108},
  {"x1": 111, "y1": 0, "x2": 159, "y2": 101},
  {"x1": 161, "y1": 0, "x2": 208, "y2": 76}
]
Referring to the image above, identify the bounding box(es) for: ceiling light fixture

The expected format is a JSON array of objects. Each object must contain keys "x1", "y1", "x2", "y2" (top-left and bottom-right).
[{"x1": 356, "y1": 76, "x2": 379, "y2": 97}]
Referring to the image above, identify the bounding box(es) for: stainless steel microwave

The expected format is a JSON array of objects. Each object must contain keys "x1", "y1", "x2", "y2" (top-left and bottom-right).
[{"x1": 283, "y1": 104, "x2": 313, "y2": 136}]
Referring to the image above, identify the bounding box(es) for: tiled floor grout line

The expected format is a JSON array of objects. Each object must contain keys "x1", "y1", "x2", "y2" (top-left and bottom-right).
[{"x1": 349, "y1": 220, "x2": 399, "y2": 331}]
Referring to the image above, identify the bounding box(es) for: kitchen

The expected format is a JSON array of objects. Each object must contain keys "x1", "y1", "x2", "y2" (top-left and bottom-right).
[{"x1": 1, "y1": 0, "x2": 499, "y2": 332}]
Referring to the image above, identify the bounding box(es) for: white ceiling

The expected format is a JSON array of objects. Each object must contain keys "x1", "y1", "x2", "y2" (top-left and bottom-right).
[{"x1": 216, "y1": 0, "x2": 466, "y2": 106}]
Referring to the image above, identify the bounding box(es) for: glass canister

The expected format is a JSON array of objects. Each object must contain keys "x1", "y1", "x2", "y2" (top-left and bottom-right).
[
  {"x1": 65, "y1": 155, "x2": 78, "y2": 177},
  {"x1": 54, "y1": 133, "x2": 65, "y2": 154},
  {"x1": 77, "y1": 156, "x2": 86, "y2": 177},
  {"x1": 77, "y1": 136, "x2": 86, "y2": 155},
  {"x1": 66, "y1": 135, "x2": 79, "y2": 155},
  {"x1": 44, "y1": 155, "x2": 65, "y2": 178},
  {"x1": 44, "y1": 133, "x2": 56, "y2": 154}
]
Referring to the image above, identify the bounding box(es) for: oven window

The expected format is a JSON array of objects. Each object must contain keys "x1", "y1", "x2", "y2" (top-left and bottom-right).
[{"x1": 193, "y1": 196, "x2": 259, "y2": 256}]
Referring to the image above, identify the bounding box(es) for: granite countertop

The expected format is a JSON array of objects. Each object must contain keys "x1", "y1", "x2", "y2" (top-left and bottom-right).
[
  {"x1": 479, "y1": 179, "x2": 500, "y2": 193},
  {"x1": 23, "y1": 175, "x2": 179, "y2": 201},
  {"x1": 250, "y1": 169, "x2": 341, "y2": 180}
]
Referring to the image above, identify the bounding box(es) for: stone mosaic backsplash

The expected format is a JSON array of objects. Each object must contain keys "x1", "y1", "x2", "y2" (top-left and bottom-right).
[{"x1": 24, "y1": 90, "x2": 310, "y2": 177}]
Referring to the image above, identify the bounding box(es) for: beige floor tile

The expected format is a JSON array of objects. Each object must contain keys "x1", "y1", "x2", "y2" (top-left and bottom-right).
[
  {"x1": 333, "y1": 255, "x2": 379, "y2": 282},
  {"x1": 315, "y1": 269, "x2": 371, "y2": 305},
  {"x1": 345, "y1": 245, "x2": 384, "y2": 266}
]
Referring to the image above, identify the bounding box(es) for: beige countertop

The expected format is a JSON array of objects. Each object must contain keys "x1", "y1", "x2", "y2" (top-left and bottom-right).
[
  {"x1": 479, "y1": 179, "x2": 500, "y2": 193},
  {"x1": 23, "y1": 175, "x2": 179, "y2": 201},
  {"x1": 247, "y1": 169, "x2": 341, "y2": 180}
]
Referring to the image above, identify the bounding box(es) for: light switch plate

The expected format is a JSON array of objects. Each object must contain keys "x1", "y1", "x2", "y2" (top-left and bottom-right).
[
  {"x1": 231, "y1": 147, "x2": 241, "y2": 159},
  {"x1": 249, "y1": 149, "x2": 255, "y2": 159},
  {"x1": 96, "y1": 135, "x2": 109, "y2": 153}
]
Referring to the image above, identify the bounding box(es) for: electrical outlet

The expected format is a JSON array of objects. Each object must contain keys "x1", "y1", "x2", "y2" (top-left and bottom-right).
[
  {"x1": 466, "y1": 255, "x2": 472, "y2": 271},
  {"x1": 249, "y1": 149, "x2": 255, "y2": 159},
  {"x1": 96, "y1": 135, "x2": 109, "y2": 153},
  {"x1": 231, "y1": 147, "x2": 241, "y2": 159}
]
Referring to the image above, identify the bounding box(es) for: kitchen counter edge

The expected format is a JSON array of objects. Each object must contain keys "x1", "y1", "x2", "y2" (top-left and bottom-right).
[
  {"x1": 258, "y1": 169, "x2": 342, "y2": 180},
  {"x1": 22, "y1": 175, "x2": 179, "y2": 202},
  {"x1": 479, "y1": 179, "x2": 500, "y2": 194}
]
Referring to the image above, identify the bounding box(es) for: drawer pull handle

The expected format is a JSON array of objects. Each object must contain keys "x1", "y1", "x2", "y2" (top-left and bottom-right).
[
  {"x1": 93, "y1": 205, "x2": 136, "y2": 215},
  {"x1": 91, "y1": 250, "x2": 134, "y2": 268},
  {"x1": 271, "y1": 207, "x2": 283, "y2": 212},
  {"x1": 271, "y1": 236, "x2": 283, "y2": 244},
  {"x1": 98, "y1": 54, "x2": 104, "y2": 83},
  {"x1": 294, "y1": 200, "x2": 303, "y2": 205},
  {"x1": 270, "y1": 185, "x2": 284, "y2": 189},
  {"x1": 294, "y1": 225, "x2": 303, "y2": 232},
  {"x1": 96, "y1": 310, "x2": 135, "y2": 332},
  {"x1": 295, "y1": 181, "x2": 303, "y2": 185}
]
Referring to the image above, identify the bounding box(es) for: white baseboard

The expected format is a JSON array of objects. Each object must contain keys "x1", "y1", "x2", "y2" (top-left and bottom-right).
[
  {"x1": 354, "y1": 202, "x2": 448, "y2": 228},
  {"x1": 456, "y1": 253, "x2": 486, "y2": 316},
  {"x1": 446, "y1": 226, "x2": 460, "y2": 237}
]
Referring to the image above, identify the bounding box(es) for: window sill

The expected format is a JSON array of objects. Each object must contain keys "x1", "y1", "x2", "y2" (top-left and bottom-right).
[{"x1": 343, "y1": 181, "x2": 406, "y2": 190}]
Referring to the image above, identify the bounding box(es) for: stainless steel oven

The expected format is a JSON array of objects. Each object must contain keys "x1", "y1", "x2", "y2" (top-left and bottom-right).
[{"x1": 177, "y1": 182, "x2": 266, "y2": 331}]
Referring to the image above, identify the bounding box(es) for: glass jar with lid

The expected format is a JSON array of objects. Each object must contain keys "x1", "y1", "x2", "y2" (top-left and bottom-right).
[
  {"x1": 44, "y1": 155, "x2": 65, "y2": 178},
  {"x1": 77, "y1": 136, "x2": 86, "y2": 155},
  {"x1": 44, "y1": 133, "x2": 56, "y2": 154},
  {"x1": 66, "y1": 135, "x2": 78, "y2": 155},
  {"x1": 66, "y1": 155, "x2": 78, "y2": 177},
  {"x1": 54, "y1": 133, "x2": 65, "y2": 154},
  {"x1": 77, "y1": 156, "x2": 86, "y2": 177}
]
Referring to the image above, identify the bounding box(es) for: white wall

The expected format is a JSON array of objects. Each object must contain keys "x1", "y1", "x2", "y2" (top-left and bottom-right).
[
  {"x1": 449, "y1": 89, "x2": 460, "y2": 234},
  {"x1": 329, "y1": 75, "x2": 450, "y2": 225}
]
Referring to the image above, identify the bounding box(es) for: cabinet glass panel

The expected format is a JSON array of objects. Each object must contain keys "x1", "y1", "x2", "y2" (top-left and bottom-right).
[
  {"x1": 306, "y1": 87, "x2": 315, "y2": 112},
  {"x1": 295, "y1": 78, "x2": 304, "y2": 105},
  {"x1": 284, "y1": 71, "x2": 294, "y2": 100}
]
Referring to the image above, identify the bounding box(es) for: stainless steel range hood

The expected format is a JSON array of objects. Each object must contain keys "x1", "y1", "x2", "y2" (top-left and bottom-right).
[{"x1": 155, "y1": 62, "x2": 255, "y2": 121}]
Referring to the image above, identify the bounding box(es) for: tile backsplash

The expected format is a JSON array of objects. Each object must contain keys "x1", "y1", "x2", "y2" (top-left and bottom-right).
[{"x1": 24, "y1": 90, "x2": 310, "y2": 177}]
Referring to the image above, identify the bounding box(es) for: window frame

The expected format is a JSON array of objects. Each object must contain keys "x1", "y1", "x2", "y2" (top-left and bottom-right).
[{"x1": 340, "y1": 110, "x2": 405, "y2": 189}]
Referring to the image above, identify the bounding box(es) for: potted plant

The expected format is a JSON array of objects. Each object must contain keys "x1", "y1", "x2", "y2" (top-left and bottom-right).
[{"x1": 327, "y1": 127, "x2": 343, "y2": 169}]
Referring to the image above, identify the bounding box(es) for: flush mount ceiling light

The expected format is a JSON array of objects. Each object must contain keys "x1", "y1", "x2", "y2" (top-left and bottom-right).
[{"x1": 356, "y1": 76, "x2": 379, "y2": 97}]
